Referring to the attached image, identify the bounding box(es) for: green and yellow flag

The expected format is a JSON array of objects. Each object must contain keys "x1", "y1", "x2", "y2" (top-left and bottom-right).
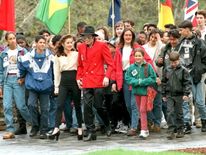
[
  {"x1": 157, "y1": 0, "x2": 174, "y2": 30},
  {"x1": 36, "y1": 0, "x2": 73, "y2": 34}
]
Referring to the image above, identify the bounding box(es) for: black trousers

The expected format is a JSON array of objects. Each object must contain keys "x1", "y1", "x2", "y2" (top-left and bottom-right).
[
  {"x1": 83, "y1": 88, "x2": 110, "y2": 132},
  {"x1": 167, "y1": 95, "x2": 184, "y2": 132},
  {"x1": 104, "y1": 91, "x2": 129, "y2": 128},
  {"x1": 55, "y1": 71, "x2": 82, "y2": 128}
]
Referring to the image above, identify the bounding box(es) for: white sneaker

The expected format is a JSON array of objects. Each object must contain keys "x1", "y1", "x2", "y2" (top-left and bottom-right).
[
  {"x1": 115, "y1": 121, "x2": 128, "y2": 133},
  {"x1": 59, "y1": 123, "x2": 67, "y2": 130},
  {"x1": 139, "y1": 130, "x2": 149, "y2": 138},
  {"x1": 162, "y1": 123, "x2": 168, "y2": 129},
  {"x1": 161, "y1": 122, "x2": 168, "y2": 129},
  {"x1": 118, "y1": 125, "x2": 128, "y2": 133}
]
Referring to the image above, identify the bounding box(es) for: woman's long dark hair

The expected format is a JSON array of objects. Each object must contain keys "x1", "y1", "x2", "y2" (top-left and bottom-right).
[
  {"x1": 119, "y1": 28, "x2": 136, "y2": 48},
  {"x1": 56, "y1": 34, "x2": 75, "y2": 57}
]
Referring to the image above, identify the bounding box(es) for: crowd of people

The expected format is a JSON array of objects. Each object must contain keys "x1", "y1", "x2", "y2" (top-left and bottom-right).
[{"x1": 0, "y1": 10, "x2": 206, "y2": 142}]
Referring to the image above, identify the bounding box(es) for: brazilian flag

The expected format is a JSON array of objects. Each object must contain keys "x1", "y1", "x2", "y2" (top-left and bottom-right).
[{"x1": 36, "y1": 0, "x2": 73, "y2": 34}]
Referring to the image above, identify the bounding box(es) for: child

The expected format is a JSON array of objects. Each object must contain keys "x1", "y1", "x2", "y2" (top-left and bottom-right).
[
  {"x1": 162, "y1": 52, "x2": 191, "y2": 140},
  {"x1": 18, "y1": 35, "x2": 54, "y2": 139},
  {"x1": 125, "y1": 48, "x2": 156, "y2": 138},
  {"x1": 0, "y1": 32, "x2": 31, "y2": 139}
]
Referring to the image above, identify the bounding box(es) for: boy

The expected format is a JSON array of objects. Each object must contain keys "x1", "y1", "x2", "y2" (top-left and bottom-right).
[{"x1": 162, "y1": 52, "x2": 191, "y2": 140}]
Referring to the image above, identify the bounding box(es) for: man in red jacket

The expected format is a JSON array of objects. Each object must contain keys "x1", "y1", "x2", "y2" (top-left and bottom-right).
[{"x1": 77, "y1": 26, "x2": 114, "y2": 141}]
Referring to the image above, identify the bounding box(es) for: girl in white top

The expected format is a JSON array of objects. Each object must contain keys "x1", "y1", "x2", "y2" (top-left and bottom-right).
[{"x1": 49, "y1": 35, "x2": 83, "y2": 141}]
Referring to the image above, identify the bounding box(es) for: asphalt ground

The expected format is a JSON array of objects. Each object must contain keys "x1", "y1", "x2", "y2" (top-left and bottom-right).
[{"x1": 0, "y1": 126, "x2": 206, "y2": 155}]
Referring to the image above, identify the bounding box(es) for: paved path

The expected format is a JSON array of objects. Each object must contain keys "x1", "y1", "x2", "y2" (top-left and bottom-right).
[{"x1": 0, "y1": 127, "x2": 206, "y2": 155}]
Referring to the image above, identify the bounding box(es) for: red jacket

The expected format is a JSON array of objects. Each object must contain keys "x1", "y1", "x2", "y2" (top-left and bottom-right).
[
  {"x1": 76, "y1": 40, "x2": 114, "y2": 88},
  {"x1": 111, "y1": 43, "x2": 154, "y2": 91}
]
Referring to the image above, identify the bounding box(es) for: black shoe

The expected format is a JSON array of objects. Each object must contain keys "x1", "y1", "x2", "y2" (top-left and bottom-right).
[
  {"x1": 77, "y1": 134, "x2": 83, "y2": 140},
  {"x1": 39, "y1": 133, "x2": 47, "y2": 139},
  {"x1": 29, "y1": 128, "x2": 39, "y2": 137},
  {"x1": 48, "y1": 130, "x2": 60, "y2": 141},
  {"x1": 83, "y1": 130, "x2": 89, "y2": 137},
  {"x1": 106, "y1": 126, "x2": 112, "y2": 137},
  {"x1": 46, "y1": 129, "x2": 53, "y2": 136},
  {"x1": 84, "y1": 133, "x2": 96, "y2": 141},
  {"x1": 176, "y1": 130, "x2": 184, "y2": 138},
  {"x1": 70, "y1": 128, "x2": 77, "y2": 134},
  {"x1": 14, "y1": 127, "x2": 27, "y2": 135},
  {"x1": 77, "y1": 128, "x2": 83, "y2": 140},
  {"x1": 167, "y1": 132, "x2": 175, "y2": 140},
  {"x1": 184, "y1": 124, "x2": 192, "y2": 134},
  {"x1": 201, "y1": 119, "x2": 206, "y2": 132},
  {"x1": 100, "y1": 126, "x2": 106, "y2": 134}
]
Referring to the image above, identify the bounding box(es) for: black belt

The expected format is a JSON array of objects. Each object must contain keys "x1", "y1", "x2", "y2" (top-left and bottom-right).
[{"x1": 8, "y1": 73, "x2": 17, "y2": 75}]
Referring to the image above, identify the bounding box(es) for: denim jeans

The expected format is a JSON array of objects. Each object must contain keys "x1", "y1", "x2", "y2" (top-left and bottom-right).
[
  {"x1": 48, "y1": 96, "x2": 57, "y2": 130},
  {"x1": 191, "y1": 77, "x2": 206, "y2": 120},
  {"x1": 123, "y1": 79, "x2": 139, "y2": 129},
  {"x1": 28, "y1": 90, "x2": 49, "y2": 133},
  {"x1": 147, "y1": 92, "x2": 162, "y2": 126},
  {"x1": 3, "y1": 76, "x2": 31, "y2": 132},
  {"x1": 182, "y1": 101, "x2": 191, "y2": 124}
]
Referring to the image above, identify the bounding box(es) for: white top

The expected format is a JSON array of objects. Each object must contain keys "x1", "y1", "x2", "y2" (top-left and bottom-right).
[
  {"x1": 7, "y1": 49, "x2": 18, "y2": 74},
  {"x1": 200, "y1": 26, "x2": 206, "y2": 40},
  {"x1": 53, "y1": 51, "x2": 78, "y2": 94},
  {"x1": 143, "y1": 41, "x2": 165, "y2": 78},
  {"x1": 122, "y1": 45, "x2": 132, "y2": 71},
  {"x1": 143, "y1": 43, "x2": 157, "y2": 60}
]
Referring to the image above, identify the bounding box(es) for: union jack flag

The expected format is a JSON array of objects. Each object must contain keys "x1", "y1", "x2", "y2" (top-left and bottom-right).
[{"x1": 184, "y1": 0, "x2": 199, "y2": 26}]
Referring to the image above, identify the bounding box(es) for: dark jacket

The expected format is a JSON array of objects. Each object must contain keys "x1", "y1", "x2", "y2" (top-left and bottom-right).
[
  {"x1": 177, "y1": 35, "x2": 206, "y2": 84},
  {"x1": 162, "y1": 64, "x2": 191, "y2": 97},
  {"x1": 156, "y1": 43, "x2": 180, "y2": 70}
]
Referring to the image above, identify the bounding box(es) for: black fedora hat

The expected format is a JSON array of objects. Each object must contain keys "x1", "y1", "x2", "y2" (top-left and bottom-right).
[
  {"x1": 107, "y1": 39, "x2": 116, "y2": 48},
  {"x1": 80, "y1": 26, "x2": 98, "y2": 36}
]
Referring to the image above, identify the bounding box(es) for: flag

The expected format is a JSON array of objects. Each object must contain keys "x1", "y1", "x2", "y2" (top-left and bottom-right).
[
  {"x1": 107, "y1": 0, "x2": 121, "y2": 27},
  {"x1": 184, "y1": 0, "x2": 198, "y2": 27},
  {"x1": 36, "y1": 0, "x2": 73, "y2": 34},
  {"x1": 0, "y1": 0, "x2": 15, "y2": 31},
  {"x1": 157, "y1": 0, "x2": 174, "y2": 30}
]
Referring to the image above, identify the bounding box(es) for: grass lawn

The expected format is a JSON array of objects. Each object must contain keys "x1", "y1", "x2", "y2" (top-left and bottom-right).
[{"x1": 85, "y1": 149, "x2": 201, "y2": 155}]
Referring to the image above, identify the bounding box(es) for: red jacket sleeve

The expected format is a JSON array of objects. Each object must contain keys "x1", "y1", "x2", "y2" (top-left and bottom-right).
[{"x1": 102, "y1": 43, "x2": 114, "y2": 78}]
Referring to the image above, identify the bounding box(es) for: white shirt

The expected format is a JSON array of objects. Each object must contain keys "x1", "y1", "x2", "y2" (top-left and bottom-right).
[
  {"x1": 122, "y1": 45, "x2": 132, "y2": 71},
  {"x1": 143, "y1": 43, "x2": 157, "y2": 60},
  {"x1": 200, "y1": 27, "x2": 206, "y2": 40},
  {"x1": 53, "y1": 51, "x2": 78, "y2": 94},
  {"x1": 7, "y1": 49, "x2": 18, "y2": 74}
]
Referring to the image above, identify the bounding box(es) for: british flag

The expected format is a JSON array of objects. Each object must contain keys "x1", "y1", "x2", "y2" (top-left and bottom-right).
[{"x1": 184, "y1": 0, "x2": 199, "y2": 26}]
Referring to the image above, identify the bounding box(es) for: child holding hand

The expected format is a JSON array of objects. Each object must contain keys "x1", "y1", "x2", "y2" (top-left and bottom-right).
[{"x1": 125, "y1": 48, "x2": 156, "y2": 138}]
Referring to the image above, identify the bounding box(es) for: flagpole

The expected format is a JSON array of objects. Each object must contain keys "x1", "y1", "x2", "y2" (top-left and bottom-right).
[
  {"x1": 112, "y1": 0, "x2": 115, "y2": 38},
  {"x1": 157, "y1": 0, "x2": 160, "y2": 29},
  {"x1": 68, "y1": 5, "x2": 71, "y2": 34}
]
